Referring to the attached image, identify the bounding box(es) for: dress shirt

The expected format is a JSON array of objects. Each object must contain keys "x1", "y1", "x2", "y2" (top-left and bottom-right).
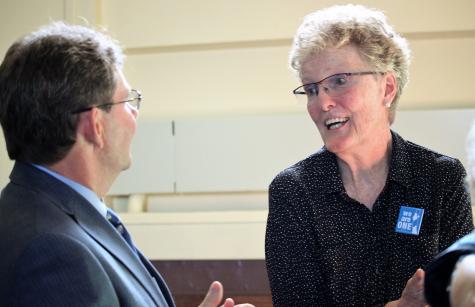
[{"x1": 32, "y1": 164, "x2": 107, "y2": 218}]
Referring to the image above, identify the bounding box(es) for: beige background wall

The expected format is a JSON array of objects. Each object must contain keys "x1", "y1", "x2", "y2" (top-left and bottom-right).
[
  {"x1": 112, "y1": 0, "x2": 475, "y2": 119},
  {"x1": 0, "y1": 0, "x2": 474, "y2": 259},
  {"x1": 1, "y1": 0, "x2": 473, "y2": 120}
]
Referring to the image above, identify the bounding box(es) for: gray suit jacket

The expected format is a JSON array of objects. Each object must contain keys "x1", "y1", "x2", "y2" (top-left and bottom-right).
[
  {"x1": 0, "y1": 162, "x2": 175, "y2": 307},
  {"x1": 425, "y1": 229, "x2": 475, "y2": 307}
]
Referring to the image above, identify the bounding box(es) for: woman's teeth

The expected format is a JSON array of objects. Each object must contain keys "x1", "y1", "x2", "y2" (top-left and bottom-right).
[{"x1": 325, "y1": 117, "x2": 349, "y2": 130}]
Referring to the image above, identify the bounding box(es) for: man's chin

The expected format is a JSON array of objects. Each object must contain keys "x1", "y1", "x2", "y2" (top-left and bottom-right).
[{"x1": 121, "y1": 157, "x2": 132, "y2": 171}]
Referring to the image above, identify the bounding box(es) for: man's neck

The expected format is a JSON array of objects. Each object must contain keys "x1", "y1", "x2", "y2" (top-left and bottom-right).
[{"x1": 47, "y1": 149, "x2": 115, "y2": 199}]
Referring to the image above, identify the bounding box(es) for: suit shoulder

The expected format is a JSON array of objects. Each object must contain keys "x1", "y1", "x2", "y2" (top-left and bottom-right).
[
  {"x1": 3, "y1": 233, "x2": 118, "y2": 306},
  {"x1": 17, "y1": 232, "x2": 100, "y2": 262}
]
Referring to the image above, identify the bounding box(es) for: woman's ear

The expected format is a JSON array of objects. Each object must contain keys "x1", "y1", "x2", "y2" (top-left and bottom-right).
[
  {"x1": 77, "y1": 108, "x2": 105, "y2": 148},
  {"x1": 384, "y1": 72, "x2": 397, "y2": 108}
]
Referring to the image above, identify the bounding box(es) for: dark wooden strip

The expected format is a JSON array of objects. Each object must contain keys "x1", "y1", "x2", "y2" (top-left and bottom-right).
[
  {"x1": 173, "y1": 295, "x2": 273, "y2": 307},
  {"x1": 151, "y1": 259, "x2": 271, "y2": 296}
]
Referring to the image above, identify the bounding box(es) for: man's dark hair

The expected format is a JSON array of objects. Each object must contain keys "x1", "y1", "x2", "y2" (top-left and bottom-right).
[{"x1": 0, "y1": 22, "x2": 124, "y2": 165}]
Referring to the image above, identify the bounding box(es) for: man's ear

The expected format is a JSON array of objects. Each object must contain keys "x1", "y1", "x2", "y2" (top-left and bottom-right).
[
  {"x1": 77, "y1": 108, "x2": 105, "y2": 148},
  {"x1": 383, "y1": 72, "x2": 398, "y2": 108}
]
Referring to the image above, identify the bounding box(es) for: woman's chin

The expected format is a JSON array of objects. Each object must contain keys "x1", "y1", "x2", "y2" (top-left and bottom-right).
[{"x1": 323, "y1": 138, "x2": 354, "y2": 155}]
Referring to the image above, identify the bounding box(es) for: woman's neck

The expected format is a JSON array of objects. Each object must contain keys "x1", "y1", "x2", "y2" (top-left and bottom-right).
[{"x1": 336, "y1": 131, "x2": 393, "y2": 209}]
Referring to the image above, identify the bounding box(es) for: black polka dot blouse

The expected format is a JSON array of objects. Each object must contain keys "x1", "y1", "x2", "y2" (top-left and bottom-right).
[{"x1": 265, "y1": 131, "x2": 474, "y2": 306}]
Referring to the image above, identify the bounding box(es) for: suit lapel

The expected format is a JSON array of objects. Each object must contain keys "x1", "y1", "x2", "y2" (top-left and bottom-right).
[
  {"x1": 9, "y1": 163, "x2": 170, "y2": 307},
  {"x1": 138, "y1": 251, "x2": 175, "y2": 307},
  {"x1": 74, "y1": 206, "x2": 170, "y2": 307}
]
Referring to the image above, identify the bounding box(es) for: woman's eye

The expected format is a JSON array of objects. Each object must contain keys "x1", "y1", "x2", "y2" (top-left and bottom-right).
[
  {"x1": 334, "y1": 76, "x2": 347, "y2": 86},
  {"x1": 304, "y1": 85, "x2": 318, "y2": 96}
]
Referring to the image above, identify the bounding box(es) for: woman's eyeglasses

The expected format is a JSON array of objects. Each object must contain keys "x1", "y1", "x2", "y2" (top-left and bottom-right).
[{"x1": 293, "y1": 72, "x2": 384, "y2": 104}]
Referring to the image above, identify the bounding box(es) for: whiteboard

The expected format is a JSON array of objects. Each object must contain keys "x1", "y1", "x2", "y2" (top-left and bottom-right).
[
  {"x1": 2, "y1": 109, "x2": 475, "y2": 194},
  {"x1": 394, "y1": 109, "x2": 475, "y2": 167},
  {"x1": 174, "y1": 109, "x2": 475, "y2": 193},
  {"x1": 109, "y1": 120, "x2": 175, "y2": 194},
  {"x1": 174, "y1": 114, "x2": 321, "y2": 192}
]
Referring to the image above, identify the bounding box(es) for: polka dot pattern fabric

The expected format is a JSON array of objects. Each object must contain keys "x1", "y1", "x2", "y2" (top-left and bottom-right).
[{"x1": 265, "y1": 131, "x2": 474, "y2": 306}]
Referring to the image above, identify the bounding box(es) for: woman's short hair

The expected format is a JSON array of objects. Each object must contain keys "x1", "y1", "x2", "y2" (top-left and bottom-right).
[
  {"x1": 0, "y1": 22, "x2": 124, "y2": 165},
  {"x1": 289, "y1": 4, "x2": 411, "y2": 123}
]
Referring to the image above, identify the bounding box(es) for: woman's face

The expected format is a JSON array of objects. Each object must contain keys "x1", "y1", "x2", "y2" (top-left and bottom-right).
[{"x1": 300, "y1": 45, "x2": 394, "y2": 155}]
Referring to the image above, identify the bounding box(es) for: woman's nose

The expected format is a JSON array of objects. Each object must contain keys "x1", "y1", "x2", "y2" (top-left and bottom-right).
[{"x1": 309, "y1": 90, "x2": 336, "y2": 112}]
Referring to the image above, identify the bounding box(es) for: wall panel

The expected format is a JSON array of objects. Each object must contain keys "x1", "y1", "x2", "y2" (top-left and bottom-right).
[
  {"x1": 102, "y1": 0, "x2": 475, "y2": 47},
  {"x1": 108, "y1": 109, "x2": 475, "y2": 195},
  {"x1": 125, "y1": 211, "x2": 267, "y2": 259},
  {"x1": 174, "y1": 114, "x2": 319, "y2": 192},
  {"x1": 0, "y1": 0, "x2": 64, "y2": 57},
  {"x1": 402, "y1": 37, "x2": 475, "y2": 109},
  {"x1": 124, "y1": 37, "x2": 475, "y2": 120},
  {"x1": 109, "y1": 120, "x2": 175, "y2": 194}
]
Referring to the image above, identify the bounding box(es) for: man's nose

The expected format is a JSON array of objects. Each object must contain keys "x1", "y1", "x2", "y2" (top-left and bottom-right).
[{"x1": 130, "y1": 106, "x2": 139, "y2": 118}]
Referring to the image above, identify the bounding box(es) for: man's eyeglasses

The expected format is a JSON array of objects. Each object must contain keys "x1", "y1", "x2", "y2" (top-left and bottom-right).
[
  {"x1": 293, "y1": 72, "x2": 384, "y2": 104},
  {"x1": 73, "y1": 89, "x2": 142, "y2": 114}
]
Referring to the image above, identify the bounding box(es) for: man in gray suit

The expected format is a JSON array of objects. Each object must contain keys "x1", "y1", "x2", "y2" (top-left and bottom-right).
[{"x1": 0, "y1": 22, "x2": 251, "y2": 307}]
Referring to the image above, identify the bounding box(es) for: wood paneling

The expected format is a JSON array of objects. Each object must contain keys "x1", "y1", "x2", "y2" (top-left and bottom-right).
[
  {"x1": 152, "y1": 260, "x2": 272, "y2": 307},
  {"x1": 172, "y1": 295, "x2": 273, "y2": 307}
]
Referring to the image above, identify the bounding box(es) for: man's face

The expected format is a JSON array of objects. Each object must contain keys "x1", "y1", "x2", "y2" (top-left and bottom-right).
[{"x1": 101, "y1": 70, "x2": 139, "y2": 173}]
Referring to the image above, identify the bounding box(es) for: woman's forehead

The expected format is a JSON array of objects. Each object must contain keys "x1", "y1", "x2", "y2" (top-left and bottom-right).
[{"x1": 300, "y1": 45, "x2": 368, "y2": 81}]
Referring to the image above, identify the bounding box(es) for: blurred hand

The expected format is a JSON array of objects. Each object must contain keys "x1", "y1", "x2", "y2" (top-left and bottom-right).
[
  {"x1": 198, "y1": 281, "x2": 255, "y2": 307},
  {"x1": 450, "y1": 254, "x2": 475, "y2": 307},
  {"x1": 385, "y1": 268, "x2": 428, "y2": 307}
]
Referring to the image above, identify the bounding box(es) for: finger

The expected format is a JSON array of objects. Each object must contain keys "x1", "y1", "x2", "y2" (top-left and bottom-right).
[
  {"x1": 221, "y1": 298, "x2": 258, "y2": 307},
  {"x1": 198, "y1": 281, "x2": 223, "y2": 307},
  {"x1": 220, "y1": 298, "x2": 235, "y2": 307},
  {"x1": 415, "y1": 268, "x2": 424, "y2": 278},
  {"x1": 414, "y1": 268, "x2": 425, "y2": 287},
  {"x1": 406, "y1": 269, "x2": 423, "y2": 286}
]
